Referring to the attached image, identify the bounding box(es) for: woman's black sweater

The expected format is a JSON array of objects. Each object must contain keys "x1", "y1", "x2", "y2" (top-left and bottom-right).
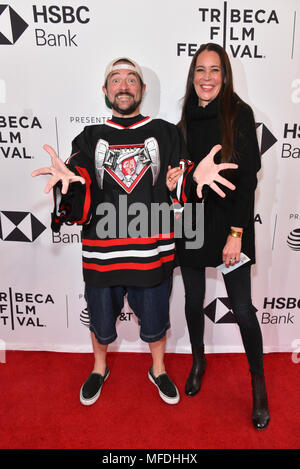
[{"x1": 176, "y1": 96, "x2": 261, "y2": 268}]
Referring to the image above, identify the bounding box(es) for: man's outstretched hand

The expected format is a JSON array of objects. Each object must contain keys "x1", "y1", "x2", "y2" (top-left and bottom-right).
[
  {"x1": 31, "y1": 145, "x2": 85, "y2": 194},
  {"x1": 193, "y1": 144, "x2": 238, "y2": 198}
]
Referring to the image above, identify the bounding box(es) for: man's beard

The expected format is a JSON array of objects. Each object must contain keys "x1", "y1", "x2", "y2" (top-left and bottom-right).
[{"x1": 110, "y1": 92, "x2": 142, "y2": 116}]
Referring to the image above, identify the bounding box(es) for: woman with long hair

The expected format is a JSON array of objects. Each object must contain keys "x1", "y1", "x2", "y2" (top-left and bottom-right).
[{"x1": 169, "y1": 43, "x2": 270, "y2": 429}]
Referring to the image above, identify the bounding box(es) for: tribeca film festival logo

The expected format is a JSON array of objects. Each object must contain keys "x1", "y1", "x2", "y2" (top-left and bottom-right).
[
  {"x1": 177, "y1": 3, "x2": 279, "y2": 58},
  {"x1": 0, "y1": 4, "x2": 90, "y2": 47},
  {"x1": 0, "y1": 211, "x2": 46, "y2": 242},
  {"x1": 0, "y1": 288, "x2": 54, "y2": 329},
  {"x1": 0, "y1": 115, "x2": 42, "y2": 160}
]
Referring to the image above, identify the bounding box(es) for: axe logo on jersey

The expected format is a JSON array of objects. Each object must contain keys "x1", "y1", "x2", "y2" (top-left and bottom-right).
[{"x1": 95, "y1": 137, "x2": 160, "y2": 194}]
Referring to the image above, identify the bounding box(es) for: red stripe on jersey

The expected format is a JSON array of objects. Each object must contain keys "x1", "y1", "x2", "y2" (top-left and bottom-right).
[
  {"x1": 181, "y1": 159, "x2": 194, "y2": 203},
  {"x1": 82, "y1": 254, "x2": 175, "y2": 272},
  {"x1": 74, "y1": 166, "x2": 91, "y2": 224},
  {"x1": 126, "y1": 116, "x2": 151, "y2": 128},
  {"x1": 109, "y1": 144, "x2": 144, "y2": 149},
  {"x1": 106, "y1": 116, "x2": 150, "y2": 129},
  {"x1": 82, "y1": 233, "x2": 174, "y2": 247}
]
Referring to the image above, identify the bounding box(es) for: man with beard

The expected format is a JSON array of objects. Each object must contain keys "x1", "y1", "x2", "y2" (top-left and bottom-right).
[
  {"x1": 32, "y1": 57, "x2": 237, "y2": 406},
  {"x1": 103, "y1": 58, "x2": 145, "y2": 116}
]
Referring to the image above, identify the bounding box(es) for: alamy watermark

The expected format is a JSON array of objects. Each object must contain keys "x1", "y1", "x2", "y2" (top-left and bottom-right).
[{"x1": 95, "y1": 195, "x2": 204, "y2": 249}]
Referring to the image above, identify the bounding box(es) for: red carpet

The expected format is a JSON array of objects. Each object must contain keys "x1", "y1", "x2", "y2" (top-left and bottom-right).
[{"x1": 0, "y1": 351, "x2": 299, "y2": 450}]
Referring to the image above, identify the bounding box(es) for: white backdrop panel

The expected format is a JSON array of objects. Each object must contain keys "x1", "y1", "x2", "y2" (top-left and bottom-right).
[{"x1": 0, "y1": 0, "x2": 299, "y2": 354}]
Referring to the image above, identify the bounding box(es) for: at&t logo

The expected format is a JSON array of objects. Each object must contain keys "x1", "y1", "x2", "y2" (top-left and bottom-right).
[{"x1": 287, "y1": 228, "x2": 300, "y2": 251}]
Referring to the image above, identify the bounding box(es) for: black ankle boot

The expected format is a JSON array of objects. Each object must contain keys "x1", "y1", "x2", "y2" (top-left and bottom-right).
[
  {"x1": 185, "y1": 346, "x2": 206, "y2": 397},
  {"x1": 251, "y1": 373, "x2": 270, "y2": 430}
]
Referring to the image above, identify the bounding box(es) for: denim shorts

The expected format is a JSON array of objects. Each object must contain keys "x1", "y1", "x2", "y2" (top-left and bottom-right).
[{"x1": 84, "y1": 276, "x2": 172, "y2": 345}]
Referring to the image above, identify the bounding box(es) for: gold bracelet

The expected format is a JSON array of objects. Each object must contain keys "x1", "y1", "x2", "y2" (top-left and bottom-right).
[{"x1": 230, "y1": 229, "x2": 242, "y2": 238}]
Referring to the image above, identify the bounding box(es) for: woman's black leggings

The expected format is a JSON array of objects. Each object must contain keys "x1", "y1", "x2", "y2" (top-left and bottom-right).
[{"x1": 180, "y1": 263, "x2": 264, "y2": 375}]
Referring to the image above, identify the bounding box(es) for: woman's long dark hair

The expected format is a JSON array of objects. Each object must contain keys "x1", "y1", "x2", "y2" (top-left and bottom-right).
[{"x1": 178, "y1": 43, "x2": 244, "y2": 163}]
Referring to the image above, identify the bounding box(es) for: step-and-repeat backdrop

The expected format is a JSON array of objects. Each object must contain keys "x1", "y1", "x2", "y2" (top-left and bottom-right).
[{"x1": 1, "y1": 0, "x2": 299, "y2": 355}]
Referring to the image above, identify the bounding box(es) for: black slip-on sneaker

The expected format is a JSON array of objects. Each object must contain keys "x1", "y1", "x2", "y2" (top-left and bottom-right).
[
  {"x1": 148, "y1": 366, "x2": 180, "y2": 404},
  {"x1": 80, "y1": 366, "x2": 110, "y2": 406}
]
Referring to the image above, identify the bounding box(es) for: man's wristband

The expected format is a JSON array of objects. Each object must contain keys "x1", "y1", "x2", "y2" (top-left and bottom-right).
[{"x1": 230, "y1": 229, "x2": 242, "y2": 238}]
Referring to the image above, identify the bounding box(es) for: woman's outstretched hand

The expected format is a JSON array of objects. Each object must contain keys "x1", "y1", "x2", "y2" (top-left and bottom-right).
[
  {"x1": 193, "y1": 144, "x2": 238, "y2": 198},
  {"x1": 31, "y1": 145, "x2": 85, "y2": 194}
]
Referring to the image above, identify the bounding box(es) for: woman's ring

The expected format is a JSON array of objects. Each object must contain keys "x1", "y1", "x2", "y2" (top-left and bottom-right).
[
  {"x1": 230, "y1": 257, "x2": 236, "y2": 262},
  {"x1": 168, "y1": 177, "x2": 172, "y2": 182}
]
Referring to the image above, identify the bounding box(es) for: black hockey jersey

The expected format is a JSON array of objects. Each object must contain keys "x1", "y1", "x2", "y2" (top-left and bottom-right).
[{"x1": 52, "y1": 114, "x2": 193, "y2": 288}]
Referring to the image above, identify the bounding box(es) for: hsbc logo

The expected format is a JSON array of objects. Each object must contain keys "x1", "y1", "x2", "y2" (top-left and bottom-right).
[
  {"x1": 256, "y1": 123, "x2": 277, "y2": 156},
  {"x1": 204, "y1": 297, "x2": 258, "y2": 324},
  {"x1": 204, "y1": 297, "x2": 236, "y2": 324},
  {"x1": 0, "y1": 5, "x2": 28, "y2": 44},
  {"x1": 0, "y1": 211, "x2": 46, "y2": 242},
  {"x1": 0, "y1": 4, "x2": 90, "y2": 47}
]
